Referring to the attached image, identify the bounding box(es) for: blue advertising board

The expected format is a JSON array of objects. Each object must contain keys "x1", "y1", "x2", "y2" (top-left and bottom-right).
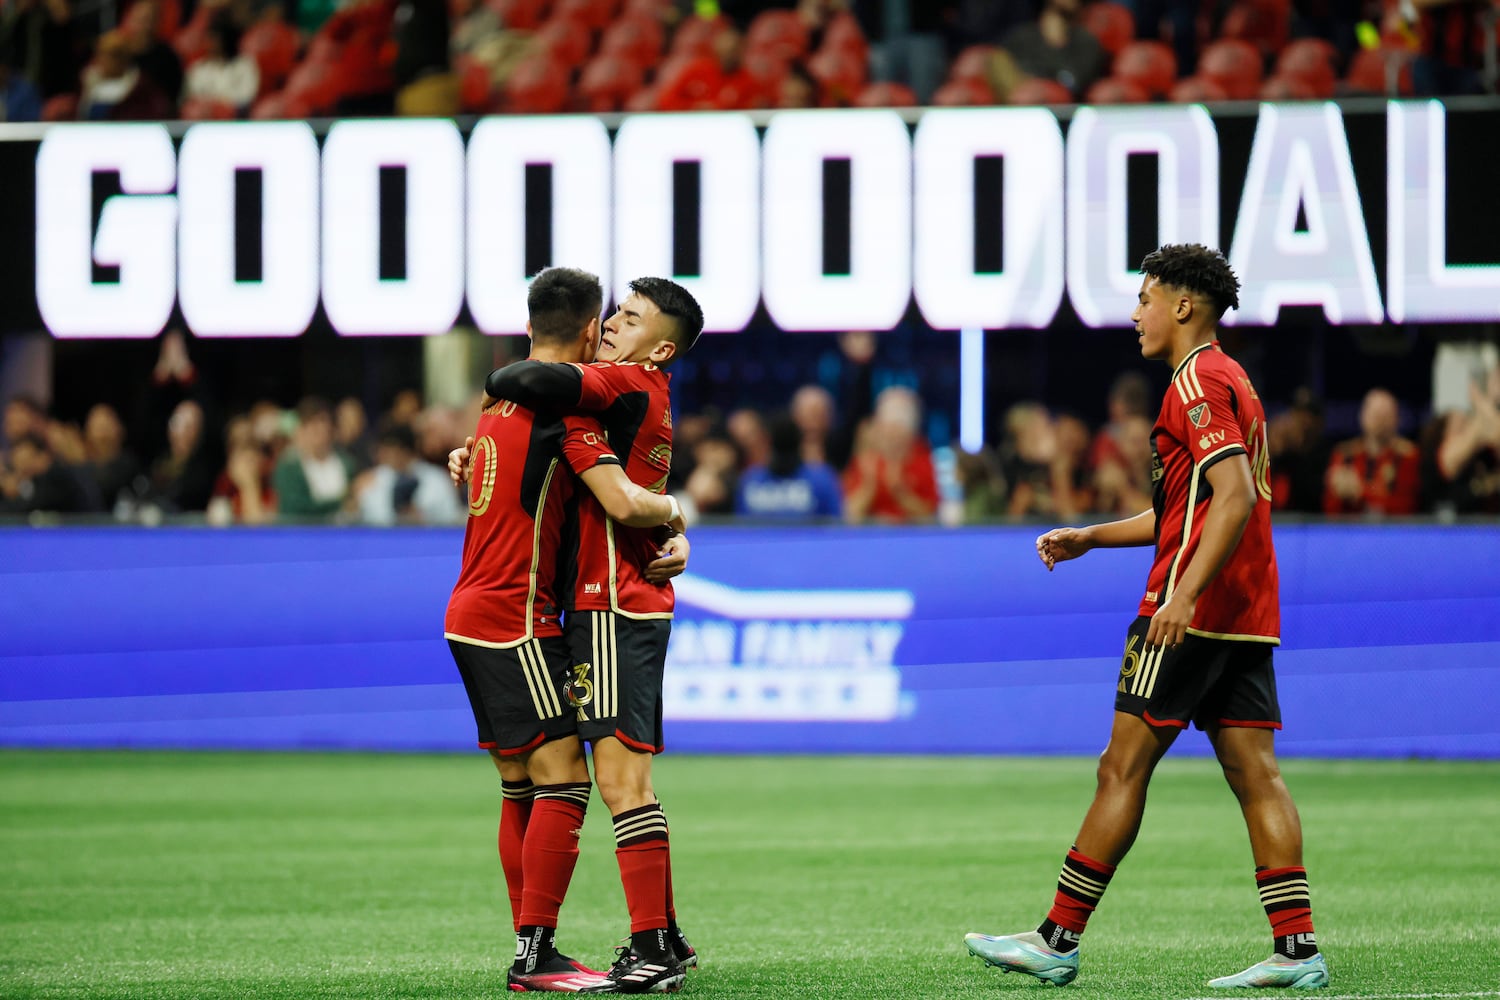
[{"x1": 1, "y1": 523, "x2": 1497, "y2": 758}]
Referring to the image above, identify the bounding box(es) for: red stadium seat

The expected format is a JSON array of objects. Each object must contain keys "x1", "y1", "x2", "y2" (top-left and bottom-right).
[
  {"x1": 744, "y1": 9, "x2": 808, "y2": 62},
  {"x1": 668, "y1": 14, "x2": 728, "y2": 57},
  {"x1": 1273, "y1": 37, "x2": 1338, "y2": 97},
  {"x1": 1344, "y1": 46, "x2": 1413, "y2": 94},
  {"x1": 240, "y1": 19, "x2": 301, "y2": 93},
  {"x1": 806, "y1": 45, "x2": 866, "y2": 105},
  {"x1": 250, "y1": 88, "x2": 313, "y2": 120},
  {"x1": 283, "y1": 59, "x2": 341, "y2": 112},
  {"x1": 931, "y1": 77, "x2": 995, "y2": 106},
  {"x1": 576, "y1": 52, "x2": 645, "y2": 111},
  {"x1": 456, "y1": 55, "x2": 494, "y2": 112},
  {"x1": 1219, "y1": 0, "x2": 1290, "y2": 57},
  {"x1": 1008, "y1": 76, "x2": 1074, "y2": 104},
  {"x1": 853, "y1": 80, "x2": 918, "y2": 107},
  {"x1": 949, "y1": 44, "x2": 997, "y2": 82},
  {"x1": 1113, "y1": 40, "x2": 1177, "y2": 97},
  {"x1": 621, "y1": 0, "x2": 673, "y2": 15},
  {"x1": 599, "y1": 14, "x2": 665, "y2": 67},
  {"x1": 1084, "y1": 75, "x2": 1150, "y2": 103},
  {"x1": 172, "y1": 5, "x2": 215, "y2": 65},
  {"x1": 533, "y1": 16, "x2": 593, "y2": 66},
  {"x1": 552, "y1": 0, "x2": 617, "y2": 32},
  {"x1": 1258, "y1": 73, "x2": 1320, "y2": 99},
  {"x1": 653, "y1": 53, "x2": 720, "y2": 109},
  {"x1": 41, "y1": 93, "x2": 78, "y2": 121},
  {"x1": 1167, "y1": 74, "x2": 1230, "y2": 101},
  {"x1": 623, "y1": 84, "x2": 659, "y2": 111},
  {"x1": 1081, "y1": 1, "x2": 1136, "y2": 55},
  {"x1": 1197, "y1": 38, "x2": 1263, "y2": 99},
  {"x1": 504, "y1": 53, "x2": 570, "y2": 112},
  {"x1": 487, "y1": 0, "x2": 549, "y2": 31},
  {"x1": 179, "y1": 97, "x2": 238, "y2": 119}
]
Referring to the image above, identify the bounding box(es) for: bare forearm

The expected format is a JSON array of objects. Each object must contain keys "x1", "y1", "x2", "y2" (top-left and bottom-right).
[
  {"x1": 1438, "y1": 420, "x2": 1485, "y2": 480},
  {"x1": 1083, "y1": 508, "x2": 1157, "y2": 548}
]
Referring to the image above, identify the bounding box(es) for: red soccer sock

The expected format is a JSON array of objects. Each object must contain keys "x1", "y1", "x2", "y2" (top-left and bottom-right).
[
  {"x1": 498, "y1": 778, "x2": 534, "y2": 932},
  {"x1": 612, "y1": 803, "x2": 670, "y2": 934},
  {"x1": 1038, "y1": 847, "x2": 1118, "y2": 950},
  {"x1": 517, "y1": 782, "x2": 591, "y2": 929},
  {"x1": 1257, "y1": 866, "x2": 1317, "y2": 956},
  {"x1": 662, "y1": 809, "x2": 677, "y2": 925}
]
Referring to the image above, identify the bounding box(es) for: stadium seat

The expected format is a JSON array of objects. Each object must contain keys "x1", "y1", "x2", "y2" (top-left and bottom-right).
[
  {"x1": 1259, "y1": 73, "x2": 1320, "y2": 99},
  {"x1": 624, "y1": 84, "x2": 659, "y2": 111},
  {"x1": 1273, "y1": 38, "x2": 1337, "y2": 96},
  {"x1": 1198, "y1": 38, "x2": 1263, "y2": 99},
  {"x1": 179, "y1": 97, "x2": 238, "y2": 119},
  {"x1": 820, "y1": 12, "x2": 869, "y2": 59},
  {"x1": 533, "y1": 16, "x2": 593, "y2": 66},
  {"x1": 1084, "y1": 75, "x2": 1150, "y2": 102},
  {"x1": 1008, "y1": 76, "x2": 1074, "y2": 104},
  {"x1": 853, "y1": 80, "x2": 918, "y2": 106},
  {"x1": 668, "y1": 13, "x2": 727, "y2": 57},
  {"x1": 1167, "y1": 74, "x2": 1230, "y2": 101},
  {"x1": 41, "y1": 93, "x2": 78, "y2": 121},
  {"x1": 653, "y1": 53, "x2": 721, "y2": 109},
  {"x1": 1112, "y1": 40, "x2": 1177, "y2": 97},
  {"x1": 576, "y1": 52, "x2": 645, "y2": 111},
  {"x1": 1218, "y1": 0, "x2": 1290, "y2": 57},
  {"x1": 488, "y1": 0, "x2": 548, "y2": 31},
  {"x1": 283, "y1": 59, "x2": 341, "y2": 112},
  {"x1": 240, "y1": 19, "x2": 301, "y2": 93},
  {"x1": 744, "y1": 9, "x2": 808, "y2": 62},
  {"x1": 949, "y1": 44, "x2": 997, "y2": 82},
  {"x1": 505, "y1": 53, "x2": 571, "y2": 112},
  {"x1": 1344, "y1": 46, "x2": 1413, "y2": 94},
  {"x1": 931, "y1": 77, "x2": 995, "y2": 105},
  {"x1": 172, "y1": 5, "x2": 216, "y2": 65},
  {"x1": 599, "y1": 14, "x2": 665, "y2": 67},
  {"x1": 456, "y1": 55, "x2": 494, "y2": 113},
  {"x1": 249, "y1": 88, "x2": 313, "y2": 120},
  {"x1": 553, "y1": 0, "x2": 618, "y2": 32},
  {"x1": 806, "y1": 45, "x2": 866, "y2": 105},
  {"x1": 621, "y1": 0, "x2": 673, "y2": 15},
  {"x1": 1081, "y1": 1, "x2": 1136, "y2": 54}
]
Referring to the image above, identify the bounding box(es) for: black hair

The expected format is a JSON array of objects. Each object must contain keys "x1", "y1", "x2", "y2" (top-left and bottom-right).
[
  {"x1": 527, "y1": 267, "x2": 603, "y2": 345},
  {"x1": 378, "y1": 422, "x2": 417, "y2": 452},
  {"x1": 1139, "y1": 243, "x2": 1241, "y2": 319},
  {"x1": 628, "y1": 276, "x2": 704, "y2": 357},
  {"x1": 208, "y1": 14, "x2": 242, "y2": 58},
  {"x1": 296, "y1": 396, "x2": 332, "y2": 423},
  {"x1": 766, "y1": 412, "x2": 802, "y2": 478}
]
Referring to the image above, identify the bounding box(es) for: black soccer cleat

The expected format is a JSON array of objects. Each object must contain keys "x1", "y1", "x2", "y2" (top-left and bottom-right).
[
  {"x1": 578, "y1": 945, "x2": 685, "y2": 994},
  {"x1": 506, "y1": 952, "x2": 608, "y2": 992},
  {"x1": 668, "y1": 926, "x2": 697, "y2": 970}
]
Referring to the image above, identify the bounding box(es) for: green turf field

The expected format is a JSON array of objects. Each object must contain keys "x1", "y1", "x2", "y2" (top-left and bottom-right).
[{"x1": 2, "y1": 751, "x2": 1497, "y2": 999}]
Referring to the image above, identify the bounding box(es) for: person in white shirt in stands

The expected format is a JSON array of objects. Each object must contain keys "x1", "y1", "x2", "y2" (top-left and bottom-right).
[
  {"x1": 184, "y1": 18, "x2": 259, "y2": 112},
  {"x1": 356, "y1": 422, "x2": 463, "y2": 526}
]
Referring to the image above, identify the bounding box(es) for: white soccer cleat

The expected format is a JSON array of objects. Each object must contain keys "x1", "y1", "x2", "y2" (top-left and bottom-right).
[
  {"x1": 1208, "y1": 953, "x2": 1329, "y2": 989},
  {"x1": 965, "y1": 930, "x2": 1080, "y2": 986}
]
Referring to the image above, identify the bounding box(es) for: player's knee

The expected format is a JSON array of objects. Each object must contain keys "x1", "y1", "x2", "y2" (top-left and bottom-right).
[{"x1": 594, "y1": 770, "x2": 653, "y2": 813}]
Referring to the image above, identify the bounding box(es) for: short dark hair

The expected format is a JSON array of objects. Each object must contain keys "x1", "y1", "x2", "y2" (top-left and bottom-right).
[
  {"x1": 1139, "y1": 244, "x2": 1241, "y2": 318},
  {"x1": 377, "y1": 422, "x2": 416, "y2": 453},
  {"x1": 629, "y1": 276, "x2": 704, "y2": 357},
  {"x1": 528, "y1": 267, "x2": 603, "y2": 345},
  {"x1": 296, "y1": 396, "x2": 332, "y2": 424}
]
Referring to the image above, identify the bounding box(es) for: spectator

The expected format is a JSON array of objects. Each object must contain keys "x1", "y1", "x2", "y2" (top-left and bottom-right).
[
  {"x1": 79, "y1": 29, "x2": 175, "y2": 120},
  {"x1": 322, "y1": 0, "x2": 397, "y2": 115},
  {"x1": 0, "y1": 56, "x2": 42, "y2": 120},
  {"x1": 207, "y1": 423, "x2": 276, "y2": 526},
  {"x1": 150, "y1": 399, "x2": 218, "y2": 511},
  {"x1": 0, "y1": 0, "x2": 78, "y2": 99},
  {"x1": 355, "y1": 422, "x2": 461, "y2": 525},
  {"x1": 790, "y1": 384, "x2": 836, "y2": 468},
  {"x1": 184, "y1": 17, "x2": 259, "y2": 110},
  {"x1": 393, "y1": 0, "x2": 455, "y2": 115},
  {"x1": 684, "y1": 434, "x2": 739, "y2": 518},
  {"x1": 83, "y1": 403, "x2": 143, "y2": 509},
  {"x1": 735, "y1": 413, "x2": 843, "y2": 519},
  {"x1": 954, "y1": 446, "x2": 1007, "y2": 522},
  {"x1": 273, "y1": 396, "x2": 356, "y2": 520},
  {"x1": 1323, "y1": 387, "x2": 1422, "y2": 516},
  {"x1": 1091, "y1": 414, "x2": 1153, "y2": 515},
  {"x1": 1406, "y1": 0, "x2": 1488, "y2": 96},
  {"x1": 334, "y1": 396, "x2": 374, "y2": 471},
  {"x1": 3, "y1": 395, "x2": 48, "y2": 450},
  {"x1": 842, "y1": 385, "x2": 939, "y2": 523},
  {"x1": 0, "y1": 433, "x2": 92, "y2": 514},
  {"x1": 449, "y1": 0, "x2": 501, "y2": 60},
  {"x1": 858, "y1": 0, "x2": 952, "y2": 103},
  {"x1": 776, "y1": 59, "x2": 819, "y2": 106},
  {"x1": 998, "y1": 402, "x2": 1087, "y2": 519},
  {"x1": 998, "y1": 0, "x2": 1106, "y2": 97},
  {"x1": 1433, "y1": 365, "x2": 1500, "y2": 513},
  {"x1": 726, "y1": 407, "x2": 772, "y2": 471},
  {"x1": 119, "y1": 0, "x2": 183, "y2": 103},
  {"x1": 413, "y1": 403, "x2": 465, "y2": 466}
]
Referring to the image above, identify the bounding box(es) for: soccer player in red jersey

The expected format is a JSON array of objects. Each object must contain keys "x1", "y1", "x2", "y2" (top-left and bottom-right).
[
  {"x1": 444, "y1": 268, "x2": 687, "y2": 993},
  {"x1": 476, "y1": 277, "x2": 704, "y2": 995},
  {"x1": 965, "y1": 245, "x2": 1329, "y2": 990}
]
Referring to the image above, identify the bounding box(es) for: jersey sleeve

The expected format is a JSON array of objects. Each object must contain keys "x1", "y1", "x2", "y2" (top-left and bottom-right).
[
  {"x1": 561, "y1": 414, "x2": 621, "y2": 476},
  {"x1": 575, "y1": 362, "x2": 634, "y2": 411},
  {"x1": 1176, "y1": 365, "x2": 1247, "y2": 471},
  {"x1": 484, "y1": 361, "x2": 585, "y2": 411}
]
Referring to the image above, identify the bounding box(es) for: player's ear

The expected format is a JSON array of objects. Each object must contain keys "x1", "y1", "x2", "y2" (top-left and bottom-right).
[
  {"x1": 650, "y1": 339, "x2": 678, "y2": 365},
  {"x1": 1174, "y1": 294, "x2": 1194, "y2": 322}
]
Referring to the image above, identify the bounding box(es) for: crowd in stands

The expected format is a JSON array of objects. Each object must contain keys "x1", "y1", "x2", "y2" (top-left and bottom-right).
[
  {"x1": 1, "y1": 0, "x2": 1493, "y2": 124},
  {"x1": 5, "y1": 328, "x2": 1499, "y2": 525}
]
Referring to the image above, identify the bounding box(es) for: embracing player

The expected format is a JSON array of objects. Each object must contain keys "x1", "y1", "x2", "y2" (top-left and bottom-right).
[{"x1": 965, "y1": 244, "x2": 1328, "y2": 990}]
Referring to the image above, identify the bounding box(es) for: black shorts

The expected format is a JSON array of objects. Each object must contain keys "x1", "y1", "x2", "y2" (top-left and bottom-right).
[
  {"x1": 448, "y1": 635, "x2": 578, "y2": 755},
  {"x1": 564, "y1": 610, "x2": 671, "y2": 754},
  {"x1": 1114, "y1": 616, "x2": 1282, "y2": 731}
]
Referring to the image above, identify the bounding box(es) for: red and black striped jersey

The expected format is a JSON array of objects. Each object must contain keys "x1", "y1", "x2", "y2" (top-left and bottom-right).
[
  {"x1": 1140, "y1": 342, "x2": 1280, "y2": 643},
  {"x1": 444, "y1": 400, "x2": 611, "y2": 647},
  {"x1": 561, "y1": 362, "x2": 676, "y2": 619}
]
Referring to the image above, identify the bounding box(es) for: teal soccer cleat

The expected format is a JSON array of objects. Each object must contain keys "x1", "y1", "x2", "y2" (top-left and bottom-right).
[
  {"x1": 1208, "y1": 953, "x2": 1329, "y2": 989},
  {"x1": 964, "y1": 930, "x2": 1080, "y2": 986}
]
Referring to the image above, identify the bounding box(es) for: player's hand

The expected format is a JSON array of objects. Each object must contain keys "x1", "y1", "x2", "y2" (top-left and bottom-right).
[
  {"x1": 448, "y1": 436, "x2": 474, "y2": 486},
  {"x1": 644, "y1": 533, "x2": 690, "y2": 583},
  {"x1": 1035, "y1": 526, "x2": 1092, "y2": 571},
  {"x1": 1145, "y1": 594, "x2": 1195, "y2": 649}
]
